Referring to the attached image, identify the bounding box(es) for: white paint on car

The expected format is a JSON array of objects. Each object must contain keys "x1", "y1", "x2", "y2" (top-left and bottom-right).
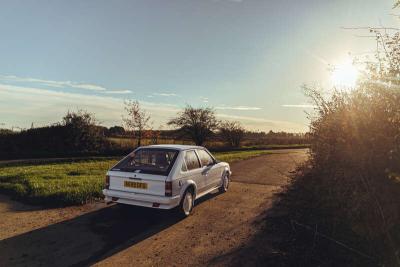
[{"x1": 102, "y1": 145, "x2": 231, "y2": 214}]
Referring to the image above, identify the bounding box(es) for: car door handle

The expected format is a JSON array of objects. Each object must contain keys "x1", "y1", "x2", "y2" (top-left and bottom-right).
[{"x1": 202, "y1": 166, "x2": 210, "y2": 176}]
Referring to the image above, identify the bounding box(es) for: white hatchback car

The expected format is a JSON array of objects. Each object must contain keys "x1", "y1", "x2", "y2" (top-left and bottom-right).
[{"x1": 103, "y1": 145, "x2": 231, "y2": 216}]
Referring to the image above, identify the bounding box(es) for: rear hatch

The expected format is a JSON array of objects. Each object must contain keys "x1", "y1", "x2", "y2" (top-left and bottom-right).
[
  {"x1": 108, "y1": 170, "x2": 166, "y2": 196},
  {"x1": 107, "y1": 147, "x2": 179, "y2": 196}
]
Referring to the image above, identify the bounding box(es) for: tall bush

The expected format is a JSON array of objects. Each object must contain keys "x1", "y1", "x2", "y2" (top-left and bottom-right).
[
  {"x1": 305, "y1": 74, "x2": 400, "y2": 265},
  {"x1": 0, "y1": 110, "x2": 117, "y2": 159},
  {"x1": 62, "y1": 110, "x2": 107, "y2": 152},
  {"x1": 299, "y1": 21, "x2": 400, "y2": 265}
]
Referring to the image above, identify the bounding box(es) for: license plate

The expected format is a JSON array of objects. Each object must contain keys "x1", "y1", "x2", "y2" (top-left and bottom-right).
[{"x1": 124, "y1": 181, "x2": 148, "y2": 189}]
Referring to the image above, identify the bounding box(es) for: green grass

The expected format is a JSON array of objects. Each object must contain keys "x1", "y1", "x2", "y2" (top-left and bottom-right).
[
  {"x1": 0, "y1": 150, "x2": 272, "y2": 206},
  {"x1": 0, "y1": 159, "x2": 117, "y2": 206},
  {"x1": 241, "y1": 144, "x2": 309, "y2": 149},
  {"x1": 214, "y1": 150, "x2": 272, "y2": 163}
]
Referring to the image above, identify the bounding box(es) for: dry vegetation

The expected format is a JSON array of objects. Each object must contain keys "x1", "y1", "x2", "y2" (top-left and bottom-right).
[
  {"x1": 246, "y1": 27, "x2": 400, "y2": 266},
  {"x1": 287, "y1": 84, "x2": 400, "y2": 266}
]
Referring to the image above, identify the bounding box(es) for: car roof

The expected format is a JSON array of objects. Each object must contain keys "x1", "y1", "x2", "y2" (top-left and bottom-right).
[{"x1": 143, "y1": 144, "x2": 205, "y2": 151}]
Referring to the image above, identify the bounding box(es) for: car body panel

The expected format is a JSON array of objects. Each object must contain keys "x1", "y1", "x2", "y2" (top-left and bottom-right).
[
  {"x1": 103, "y1": 145, "x2": 231, "y2": 210},
  {"x1": 107, "y1": 170, "x2": 167, "y2": 197}
]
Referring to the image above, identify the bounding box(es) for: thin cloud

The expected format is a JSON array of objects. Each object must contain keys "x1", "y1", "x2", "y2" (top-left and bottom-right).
[
  {"x1": 152, "y1": 92, "x2": 179, "y2": 97},
  {"x1": 104, "y1": 89, "x2": 132, "y2": 94},
  {"x1": 0, "y1": 84, "x2": 180, "y2": 128},
  {"x1": 0, "y1": 83, "x2": 307, "y2": 132},
  {"x1": 200, "y1": 96, "x2": 209, "y2": 103},
  {"x1": 0, "y1": 83, "x2": 179, "y2": 111},
  {"x1": 217, "y1": 113, "x2": 307, "y2": 132},
  {"x1": 282, "y1": 104, "x2": 316, "y2": 108},
  {"x1": 73, "y1": 83, "x2": 106, "y2": 91},
  {"x1": 0, "y1": 75, "x2": 107, "y2": 91},
  {"x1": 215, "y1": 105, "x2": 262, "y2": 111}
]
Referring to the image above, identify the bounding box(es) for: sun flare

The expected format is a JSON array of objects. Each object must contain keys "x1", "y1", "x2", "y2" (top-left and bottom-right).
[{"x1": 331, "y1": 60, "x2": 359, "y2": 88}]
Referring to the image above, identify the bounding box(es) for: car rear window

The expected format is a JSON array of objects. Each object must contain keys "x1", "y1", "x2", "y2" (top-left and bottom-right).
[{"x1": 112, "y1": 148, "x2": 178, "y2": 175}]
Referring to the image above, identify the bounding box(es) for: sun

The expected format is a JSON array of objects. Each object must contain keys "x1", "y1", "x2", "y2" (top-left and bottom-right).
[{"x1": 331, "y1": 60, "x2": 359, "y2": 88}]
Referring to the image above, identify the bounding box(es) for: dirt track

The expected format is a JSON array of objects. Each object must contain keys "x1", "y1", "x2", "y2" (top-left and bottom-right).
[{"x1": 0, "y1": 149, "x2": 308, "y2": 267}]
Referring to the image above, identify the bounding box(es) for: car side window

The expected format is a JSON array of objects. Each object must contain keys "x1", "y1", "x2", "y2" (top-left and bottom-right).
[
  {"x1": 184, "y1": 150, "x2": 201, "y2": 171},
  {"x1": 196, "y1": 149, "x2": 214, "y2": 167}
]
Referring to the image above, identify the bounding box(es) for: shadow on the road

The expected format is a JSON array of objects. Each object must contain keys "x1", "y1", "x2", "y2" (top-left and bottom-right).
[
  {"x1": 0, "y1": 192, "x2": 220, "y2": 267},
  {"x1": 206, "y1": 175, "x2": 378, "y2": 267}
]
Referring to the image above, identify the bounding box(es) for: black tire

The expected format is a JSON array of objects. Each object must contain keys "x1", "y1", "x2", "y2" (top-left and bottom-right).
[
  {"x1": 219, "y1": 173, "x2": 230, "y2": 193},
  {"x1": 177, "y1": 189, "x2": 194, "y2": 217}
]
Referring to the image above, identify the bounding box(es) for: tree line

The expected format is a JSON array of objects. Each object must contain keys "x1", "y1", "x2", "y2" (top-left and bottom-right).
[
  {"x1": 122, "y1": 100, "x2": 246, "y2": 147},
  {"x1": 0, "y1": 102, "x2": 308, "y2": 159}
]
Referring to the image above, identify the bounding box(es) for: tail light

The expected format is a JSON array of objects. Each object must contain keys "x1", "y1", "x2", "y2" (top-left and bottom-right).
[
  {"x1": 165, "y1": 181, "x2": 172, "y2": 197},
  {"x1": 105, "y1": 175, "x2": 110, "y2": 189}
]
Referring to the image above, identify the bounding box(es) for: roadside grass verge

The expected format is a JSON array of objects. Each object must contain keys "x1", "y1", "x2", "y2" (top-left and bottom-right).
[
  {"x1": 0, "y1": 159, "x2": 117, "y2": 206},
  {"x1": 0, "y1": 149, "x2": 273, "y2": 206},
  {"x1": 214, "y1": 150, "x2": 273, "y2": 163}
]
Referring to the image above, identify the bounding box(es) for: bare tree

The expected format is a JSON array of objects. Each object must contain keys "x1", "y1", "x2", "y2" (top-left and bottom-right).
[
  {"x1": 168, "y1": 105, "x2": 218, "y2": 146},
  {"x1": 123, "y1": 100, "x2": 151, "y2": 147},
  {"x1": 219, "y1": 120, "x2": 245, "y2": 148}
]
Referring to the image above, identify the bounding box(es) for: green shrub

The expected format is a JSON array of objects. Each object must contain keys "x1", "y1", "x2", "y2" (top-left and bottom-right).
[{"x1": 0, "y1": 110, "x2": 127, "y2": 160}]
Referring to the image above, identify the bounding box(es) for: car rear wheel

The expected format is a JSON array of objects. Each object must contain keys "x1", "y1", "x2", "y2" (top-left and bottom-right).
[
  {"x1": 219, "y1": 173, "x2": 230, "y2": 193},
  {"x1": 179, "y1": 189, "x2": 194, "y2": 217}
]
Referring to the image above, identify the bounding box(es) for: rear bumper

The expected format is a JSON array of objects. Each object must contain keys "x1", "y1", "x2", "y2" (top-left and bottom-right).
[{"x1": 102, "y1": 189, "x2": 180, "y2": 209}]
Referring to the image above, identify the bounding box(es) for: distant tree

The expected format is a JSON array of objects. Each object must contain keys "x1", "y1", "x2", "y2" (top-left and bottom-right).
[
  {"x1": 0, "y1": 128, "x2": 13, "y2": 135},
  {"x1": 123, "y1": 100, "x2": 151, "y2": 147},
  {"x1": 108, "y1": 125, "x2": 125, "y2": 136},
  {"x1": 168, "y1": 106, "x2": 218, "y2": 146},
  {"x1": 62, "y1": 110, "x2": 106, "y2": 151},
  {"x1": 219, "y1": 120, "x2": 245, "y2": 147},
  {"x1": 63, "y1": 110, "x2": 97, "y2": 126}
]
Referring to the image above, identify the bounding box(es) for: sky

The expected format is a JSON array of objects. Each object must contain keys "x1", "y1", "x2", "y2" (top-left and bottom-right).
[{"x1": 0, "y1": 0, "x2": 397, "y2": 132}]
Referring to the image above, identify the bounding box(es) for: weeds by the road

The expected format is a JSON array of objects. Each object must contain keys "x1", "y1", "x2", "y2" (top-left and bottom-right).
[
  {"x1": 0, "y1": 149, "x2": 272, "y2": 206},
  {"x1": 0, "y1": 159, "x2": 117, "y2": 206}
]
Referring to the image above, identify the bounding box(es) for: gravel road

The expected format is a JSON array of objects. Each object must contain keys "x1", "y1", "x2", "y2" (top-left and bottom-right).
[{"x1": 0, "y1": 149, "x2": 308, "y2": 267}]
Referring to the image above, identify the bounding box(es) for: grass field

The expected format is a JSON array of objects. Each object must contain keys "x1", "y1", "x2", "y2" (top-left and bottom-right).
[
  {"x1": 108, "y1": 137, "x2": 308, "y2": 150},
  {"x1": 0, "y1": 150, "x2": 272, "y2": 206},
  {"x1": 108, "y1": 137, "x2": 226, "y2": 149}
]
